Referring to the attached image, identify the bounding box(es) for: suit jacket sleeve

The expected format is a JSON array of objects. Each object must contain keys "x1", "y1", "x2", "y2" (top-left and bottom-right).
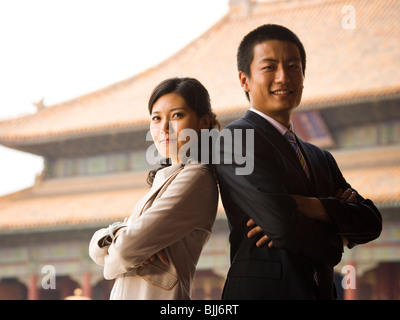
[
  {"x1": 102, "y1": 164, "x2": 218, "y2": 280},
  {"x1": 318, "y1": 151, "x2": 382, "y2": 248},
  {"x1": 216, "y1": 125, "x2": 343, "y2": 266}
]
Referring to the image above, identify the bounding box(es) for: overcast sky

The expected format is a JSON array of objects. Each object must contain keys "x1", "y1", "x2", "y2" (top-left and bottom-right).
[{"x1": 0, "y1": 0, "x2": 229, "y2": 196}]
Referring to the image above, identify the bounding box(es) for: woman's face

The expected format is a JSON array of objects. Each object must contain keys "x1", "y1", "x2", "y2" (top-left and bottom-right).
[{"x1": 150, "y1": 92, "x2": 210, "y2": 163}]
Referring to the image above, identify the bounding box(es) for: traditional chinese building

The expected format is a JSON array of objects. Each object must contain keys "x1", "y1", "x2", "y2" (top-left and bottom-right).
[{"x1": 0, "y1": 0, "x2": 399, "y2": 299}]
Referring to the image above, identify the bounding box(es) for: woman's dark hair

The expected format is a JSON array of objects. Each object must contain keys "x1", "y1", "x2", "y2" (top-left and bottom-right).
[
  {"x1": 237, "y1": 24, "x2": 306, "y2": 101},
  {"x1": 146, "y1": 77, "x2": 220, "y2": 186}
]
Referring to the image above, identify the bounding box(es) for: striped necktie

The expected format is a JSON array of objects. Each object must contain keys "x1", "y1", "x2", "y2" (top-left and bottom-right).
[
  {"x1": 284, "y1": 130, "x2": 311, "y2": 180},
  {"x1": 284, "y1": 130, "x2": 317, "y2": 285}
]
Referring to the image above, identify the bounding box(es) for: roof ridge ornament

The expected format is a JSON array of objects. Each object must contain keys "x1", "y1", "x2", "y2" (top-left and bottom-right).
[
  {"x1": 33, "y1": 97, "x2": 46, "y2": 112},
  {"x1": 229, "y1": 0, "x2": 256, "y2": 16}
]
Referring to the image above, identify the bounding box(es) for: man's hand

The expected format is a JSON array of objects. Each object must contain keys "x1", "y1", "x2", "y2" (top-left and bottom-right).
[
  {"x1": 335, "y1": 188, "x2": 358, "y2": 247},
  {"x1": 335, "y1": 188, "x2": 358, "y2": 203},
  {"x1": 247, "y1": 219, "x2": 274, "y2": 248},
  {"x1": 247, "y1": 188, "x2": 359, "y2": 248}
]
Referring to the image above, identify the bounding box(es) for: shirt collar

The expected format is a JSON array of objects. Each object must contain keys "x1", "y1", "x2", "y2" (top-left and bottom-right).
[{"x1": 249, "y1": 108, "x2": 294, "y2": 136}]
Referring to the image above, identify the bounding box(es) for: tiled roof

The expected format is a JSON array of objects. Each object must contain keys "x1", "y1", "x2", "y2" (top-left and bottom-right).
[
  {"x1": 0, "y1": 170, "x2": 226, "y2": 231},
  {"x1": 0, "y1": 146, "x2": 398, "y2": 231},
  {"x1": 332, "y1": 146, "x2": 400, "y2": 207},
  {"x1": 342, "y1": 166, "x2": 400, "y2": 206},
  {"x1": 0, "y1": 0, "x2": 398, "y2": 145},
  {"x1": 0, "y1": 171, "x2": 150, "y2": 231},
  {"x1": 0, "y1": 187, "x2": 144, "y2": 231}
]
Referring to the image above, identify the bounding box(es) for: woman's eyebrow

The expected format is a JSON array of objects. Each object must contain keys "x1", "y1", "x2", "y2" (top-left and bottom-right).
[{"x1": 151, "y1": 107, "x2": 186, "y2": 115}]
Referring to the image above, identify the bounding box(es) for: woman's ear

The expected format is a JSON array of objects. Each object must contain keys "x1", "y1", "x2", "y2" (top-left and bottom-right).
[{"x1": 199, "y1": 114, "x2": 211, "y2": 130}]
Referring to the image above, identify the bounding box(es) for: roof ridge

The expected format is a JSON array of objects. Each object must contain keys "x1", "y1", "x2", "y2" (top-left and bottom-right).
[{"x1": 0, "y1": 0, "x2": 398, "y2": 148}]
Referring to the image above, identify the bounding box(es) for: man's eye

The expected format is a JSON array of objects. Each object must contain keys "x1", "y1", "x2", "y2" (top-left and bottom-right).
[{"x1": 262, "y1": 65, "x2": 274, "y2": 71}]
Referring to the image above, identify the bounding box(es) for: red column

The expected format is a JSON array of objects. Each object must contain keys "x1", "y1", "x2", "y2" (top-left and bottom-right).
[
  {"x1": 375, "y1": 263, "x2": 398, "y2": 300},
  {"x1": 82, "y1": 272, "x2": 92, "y2": 299},
  {"x1": 28, "y1": 274, "x2": 39, "y2": 300},
  {"x1": 343, "y1": 261, "x2": 357, "y2": 300}
]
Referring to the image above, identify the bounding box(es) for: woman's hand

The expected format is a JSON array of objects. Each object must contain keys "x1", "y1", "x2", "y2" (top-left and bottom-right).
[
  {"x1": 114, "y1": 217, "x2": 128, "y2": 239},
  {"x1": 113, "y1": 217, "x2": 170, "y2": 267},
  {"x1": 140, "y1": 250, "x2": 169, "y2": 267},
  {"x1": 114, "y1": 226, "x2": 126, "y2": 238}
]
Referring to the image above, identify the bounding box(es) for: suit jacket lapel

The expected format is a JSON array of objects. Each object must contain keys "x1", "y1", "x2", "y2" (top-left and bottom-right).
[
  {"x1": 131, "y1": 163, "x2": 184, "y2": 219},
  {"x1": 243, "y1": 111, "x2": 313, "y2": 192}
]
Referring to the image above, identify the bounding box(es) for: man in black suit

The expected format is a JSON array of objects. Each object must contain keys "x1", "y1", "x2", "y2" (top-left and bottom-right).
[{"x1": 215, "y1": 24, "x2": 382, "y2": 299}]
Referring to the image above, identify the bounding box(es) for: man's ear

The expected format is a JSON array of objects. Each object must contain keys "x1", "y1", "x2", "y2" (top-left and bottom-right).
[{"x1": 239, "y1": 71, "x2": 250, "y2": 93}]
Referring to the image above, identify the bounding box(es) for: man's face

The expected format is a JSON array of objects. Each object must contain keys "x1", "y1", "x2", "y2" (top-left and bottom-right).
[{"x1": 240, "y1": 40, "x2": 304, "y2": 124}]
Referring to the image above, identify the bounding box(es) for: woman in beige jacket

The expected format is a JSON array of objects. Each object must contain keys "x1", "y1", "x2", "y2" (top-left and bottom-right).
[{"x1": 89, "y1": 78, "x2": 220, "y2": 299}]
